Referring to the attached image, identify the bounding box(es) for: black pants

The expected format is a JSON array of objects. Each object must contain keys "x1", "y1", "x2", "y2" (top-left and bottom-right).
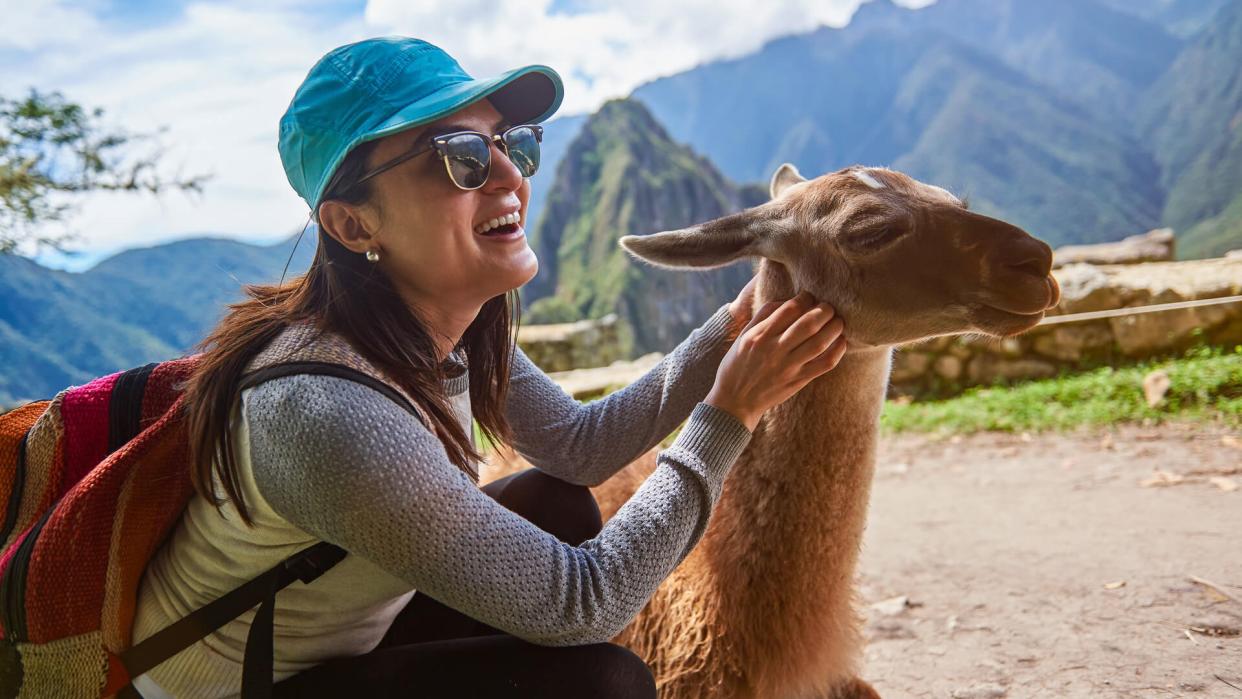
[{"x1": 271, "y1": 468, "x2": 657, "y2": 698}]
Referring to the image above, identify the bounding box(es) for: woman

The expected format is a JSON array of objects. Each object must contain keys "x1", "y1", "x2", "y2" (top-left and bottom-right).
[{"x1": 130, "y1": 36, "x2": 847, "y2": 698}]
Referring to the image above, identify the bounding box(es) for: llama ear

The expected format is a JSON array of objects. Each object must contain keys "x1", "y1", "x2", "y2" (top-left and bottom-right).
[
  {"x1": 619, "y1": 206, "x2": 778, "y2": 270},
  {"x1": 770, "y1": 163, "x2": 807, "y2": 199}
]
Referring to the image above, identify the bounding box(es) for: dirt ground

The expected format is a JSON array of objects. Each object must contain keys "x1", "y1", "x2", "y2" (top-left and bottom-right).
[{"x1": 858, "y1": 422, "x2": 1242, "y2": 699}]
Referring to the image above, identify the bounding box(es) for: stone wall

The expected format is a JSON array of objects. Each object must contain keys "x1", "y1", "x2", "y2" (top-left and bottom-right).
[
  {"x1": 892, "y1": 257, "x2": 1242, "y2": 396},
  {"x1": 516, "y1": 313, "x2": 622, "y2": 373}
]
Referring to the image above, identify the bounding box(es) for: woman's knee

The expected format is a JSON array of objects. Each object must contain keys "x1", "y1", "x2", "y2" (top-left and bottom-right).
[{"x1": 484, "y1": 468, "x2": 602, "y2": 545}]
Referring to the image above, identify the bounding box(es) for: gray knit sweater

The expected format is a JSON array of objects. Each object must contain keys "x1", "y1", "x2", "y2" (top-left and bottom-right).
[{"x1": 132, "y1": 303, "x2": 750, "y2": 697}]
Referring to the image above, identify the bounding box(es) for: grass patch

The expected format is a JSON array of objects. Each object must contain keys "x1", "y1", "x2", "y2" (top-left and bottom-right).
[
  {"x1": 475, "y1": 346, "x2": 1242, "y2": 450},
  {"x1": 881, "y1": 345, "x2": 1242, "y2": 435}
]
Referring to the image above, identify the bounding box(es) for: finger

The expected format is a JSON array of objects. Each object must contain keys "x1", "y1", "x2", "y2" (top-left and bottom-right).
[
  {"x1": 744, "y1": 300, "x2": 782, "y2": 332},
  {"x1": 788, "y1": 315, "x2": 844, "y2": 365},
  {"x1": 797, "y1": 334, "x2": 848, "y2": 380},
  {"x1": 736, "y1": 275, "x2": 759, "y2": 302},
  {"x1": 777, "y1": 302, "x2": 836, "y2": 348},
  {"x1": 729, "y1": 276, "x2": 761, "y2": 319},
  {"x1": 752, "y1": 290, "x2": 816, "y2": 337}
]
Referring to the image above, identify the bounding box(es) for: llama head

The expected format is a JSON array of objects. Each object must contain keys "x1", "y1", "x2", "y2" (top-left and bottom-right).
[{"x1": 619, "y1": 163, "x2": 1061, "y2": 347}]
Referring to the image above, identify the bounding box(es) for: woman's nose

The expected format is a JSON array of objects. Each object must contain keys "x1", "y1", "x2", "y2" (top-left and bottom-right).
[{"x1": 484, "y1": 140, "x2": 524, "y2": 192}]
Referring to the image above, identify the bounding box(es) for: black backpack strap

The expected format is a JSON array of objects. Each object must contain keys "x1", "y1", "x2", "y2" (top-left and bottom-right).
[
  {"x1": 121, "y1": 362, "x2": 425, "y2": 698},
  {"x1": 236, "y1": 361, "x2": 423, "y2": 420},
  {"x1": 120, "y1": 541, "x2": 345, "y2": 694}
]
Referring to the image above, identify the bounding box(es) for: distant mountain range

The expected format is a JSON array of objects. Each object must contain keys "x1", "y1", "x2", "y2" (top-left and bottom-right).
[
  {"x1": 525, "y1": 0, "x2": 1242, "y2": 256},
  {"x1": 623, "y1": 0, "x2": 1240, "y2": 254},
  {"x1": 4, "y1": 0, "x2": 1241, "y2": 404},
  {"x1": 0, "y1": 238, "x2": 312, "y2": 405}
]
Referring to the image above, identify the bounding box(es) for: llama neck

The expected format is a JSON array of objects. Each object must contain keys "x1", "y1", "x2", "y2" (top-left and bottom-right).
[
  {"x1": 701, "y1": 344, "x2": 892, "y2": 587},
  {"x1": 686, "y1": 256, "x2": 894, "y2": 688}
]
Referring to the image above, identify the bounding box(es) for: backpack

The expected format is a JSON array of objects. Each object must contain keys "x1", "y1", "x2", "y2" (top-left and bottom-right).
[{"x1": 0, "y1": 324, "x2": 437, "y2": 699}]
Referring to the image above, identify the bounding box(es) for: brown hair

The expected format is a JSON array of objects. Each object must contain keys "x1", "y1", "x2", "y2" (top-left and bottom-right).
[{"x1": 183, "y1": 137, "x2": 519, "y2": 526}]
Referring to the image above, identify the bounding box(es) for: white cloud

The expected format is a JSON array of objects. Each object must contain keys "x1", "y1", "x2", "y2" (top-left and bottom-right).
[
  {"x1": 2, "y1": 0, "x2": 928, "y2": 261},
  {"x1": 364, "y1": 0, "x2": 878, "y2": 116}
]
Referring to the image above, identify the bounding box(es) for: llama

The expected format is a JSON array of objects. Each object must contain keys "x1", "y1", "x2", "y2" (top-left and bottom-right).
[{"x1": 484, "y1": 163, "x2": 1061, "y2": 698}]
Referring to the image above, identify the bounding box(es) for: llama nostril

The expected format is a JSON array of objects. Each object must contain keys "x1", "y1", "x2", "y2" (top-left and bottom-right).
[
  {"x1": 1008, "y1": 257, "x2": 1047, "y2": 279},
  {"x1": 1004, "y1": 237, "x2": 1053, "y2": 279}
]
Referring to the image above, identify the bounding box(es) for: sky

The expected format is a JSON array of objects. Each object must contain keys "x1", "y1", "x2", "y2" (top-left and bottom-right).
[{"x1": 1, "y1": 0, "x2": 930, "y2": 270}]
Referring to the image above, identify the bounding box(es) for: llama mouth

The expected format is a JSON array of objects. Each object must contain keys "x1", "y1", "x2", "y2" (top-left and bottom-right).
[{"x1": 973, "y1": 304, "x2": 1047, "y2": 336}]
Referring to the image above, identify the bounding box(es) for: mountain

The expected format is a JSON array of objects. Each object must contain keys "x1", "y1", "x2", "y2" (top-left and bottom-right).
[
  {"x1": 1096, "y1": 0, "x2": 1234, "y2": 38},
  {"x1": 522, "y1": 98, "x2": 761, "y2": 355},
  {"x1": 525, "y1": 113, "x2": 588, "y2": 244},
  {"x1": 526, "y1": 0, "x2": 1240, "y2": 255},
  {"x1": 849, "y1": 0, "x2": 1182, "y2": 122},
  {"x1": 0, "y1": 235, "x2": 314, "y2": 405},
  {"x1": 1141, "y1": 0, "x2": 1242, "y2": 258},
  {"x1": 629, "y1": 0, "x2": 1165, "y2": 247}
]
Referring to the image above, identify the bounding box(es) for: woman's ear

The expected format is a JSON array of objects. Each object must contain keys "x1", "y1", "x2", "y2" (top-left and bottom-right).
[{"x1": 318, "y1": 199, "x2": 379, "y2": 255}]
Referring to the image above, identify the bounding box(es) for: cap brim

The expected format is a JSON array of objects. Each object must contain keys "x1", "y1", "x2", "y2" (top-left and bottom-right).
[
  {"x1": 311, "y1": 65, "x2": 563, "y2": 210},
  {"x1": 372, "y1": 65, "x2": 563, "y2": 138}
]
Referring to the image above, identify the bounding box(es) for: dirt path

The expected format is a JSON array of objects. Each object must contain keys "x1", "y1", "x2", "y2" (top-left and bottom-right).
[{"x1": 859, "y1": 422, "x2": 1242, "y2": 699}]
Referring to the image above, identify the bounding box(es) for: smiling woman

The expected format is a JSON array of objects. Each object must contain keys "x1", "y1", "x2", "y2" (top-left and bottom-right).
[{"x1": 112, "y1": 34, "x2": 846, "y2": 699}]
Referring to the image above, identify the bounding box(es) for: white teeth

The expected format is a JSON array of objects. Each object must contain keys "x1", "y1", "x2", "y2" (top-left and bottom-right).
[{"x1": 476, "y1": 212, "x2": 521, "y2": 234}]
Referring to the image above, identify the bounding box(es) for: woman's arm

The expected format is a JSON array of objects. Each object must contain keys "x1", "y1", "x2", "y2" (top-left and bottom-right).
[
  {"x1": 244, "y1": 373, "x2": 751, "y2": 647},
  {"x1": 504, "y1": 303, "x2": 737, "y2": 487}
]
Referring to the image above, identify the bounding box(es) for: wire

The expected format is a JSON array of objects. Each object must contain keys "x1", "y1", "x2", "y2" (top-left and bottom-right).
[{"x1": 1037, "y1": 294, "x2": 1242, "y2": 326}]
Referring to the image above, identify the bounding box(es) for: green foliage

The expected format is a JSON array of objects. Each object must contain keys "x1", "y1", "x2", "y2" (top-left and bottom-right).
[
  {"x1": 527, "y1": 97, "x2": 753, "y2": 356},
  {"x1": 525, "y1": 296, "x2": 582, "y2": 324},
  {"x1": 881, "y1": 345, "x2": 1242, "y2": 434},
  {"x1": 0, "y1": 88, "x2": 211, "y2": 254}
]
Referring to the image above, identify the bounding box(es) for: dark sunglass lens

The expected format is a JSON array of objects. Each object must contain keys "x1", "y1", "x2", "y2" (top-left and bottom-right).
[
  {"x1": 443, "y1": 133, "x2": 491, "y2": 189},
  {"x1": 504, "y1": 126, "x2": 540, "y2": 178}
]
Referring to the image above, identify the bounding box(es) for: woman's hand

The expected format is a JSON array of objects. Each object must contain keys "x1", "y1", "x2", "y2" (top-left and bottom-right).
[{"x1": 706, "y1": 290, "x2": 847, "y2": 432}]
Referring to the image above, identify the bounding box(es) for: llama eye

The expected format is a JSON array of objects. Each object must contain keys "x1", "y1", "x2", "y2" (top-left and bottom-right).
[{"x1": 848, "y1": 228, "x2": 901, "y2": 250}]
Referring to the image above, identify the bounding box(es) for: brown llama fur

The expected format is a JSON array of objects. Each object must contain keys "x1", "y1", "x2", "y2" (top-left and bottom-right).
[{"x1": 485, "y1": 163, "x2": 1060, "y2": 698}]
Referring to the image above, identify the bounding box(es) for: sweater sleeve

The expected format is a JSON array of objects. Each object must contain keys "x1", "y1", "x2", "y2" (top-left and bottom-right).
[
  {"x1": 504, "y1": 303, "x2": 736, "y2": 487},
  {"x1": 243, "y1": 373, "x2": 751, "y2": 647}
]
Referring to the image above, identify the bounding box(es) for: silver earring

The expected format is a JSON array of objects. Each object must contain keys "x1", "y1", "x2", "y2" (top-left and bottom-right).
[{"x1": 365, "y1": 248, "x2": 380, "y2": 263}]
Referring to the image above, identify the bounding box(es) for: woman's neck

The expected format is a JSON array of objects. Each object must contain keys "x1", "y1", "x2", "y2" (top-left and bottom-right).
[{"x1": 399, "y1": 291, "x2": 481, "y2": 365}]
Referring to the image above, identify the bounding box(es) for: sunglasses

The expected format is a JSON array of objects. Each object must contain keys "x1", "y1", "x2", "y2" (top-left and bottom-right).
[{"x1": 351, "y1": 123, "x2": 543, "y2": 192}]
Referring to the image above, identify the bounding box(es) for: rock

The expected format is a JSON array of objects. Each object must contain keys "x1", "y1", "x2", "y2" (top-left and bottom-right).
[
  {"x1": 951, "y1": 682, "x2": 1008, "y2": 698},
  {"x1": 547, "y1": 352, "x2": 662, "y2": 399},
  {"x1": 890, "y1": 351, "x2": 933, "y2": 382},
  {"x1": 1030, "y1": 324, "x2": 1113, "y2": 362},
  {"x1": 934, "y1": 354, "x2": 963, "y2": 380},
  {"x1": 947, "y1": 342, "x2": 973, "y2": 360},
  {"x1": 967, "y1": 354, "x2": 1058, "y2": 385},
  {"x1": 518, "y1": 313, "x2": 622, "y2": 372},
  {"x1": 1050, "y1": 264, "x2": 1122, "y2": 315},
  {"x1": 1053, "y1": 228, "x2": 1174, "y2": 267},
  {"x1": 979, "y1": 337, "x2": 1024, "y2": 357},
  {"x1": 870, "y1": 595, "x2": 912, "y2": 616},
  {"x1": 1109, "y1": 291, "x2": 1201, "y2": 357},
  {"x1": 1142, "y1": 370, "x2": 1171, "y2": 407}
]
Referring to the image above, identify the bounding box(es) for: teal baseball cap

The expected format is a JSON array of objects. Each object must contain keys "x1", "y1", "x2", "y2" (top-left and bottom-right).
[{"x1": 279, "y1": 36, "x2": 564, "y2": 213}]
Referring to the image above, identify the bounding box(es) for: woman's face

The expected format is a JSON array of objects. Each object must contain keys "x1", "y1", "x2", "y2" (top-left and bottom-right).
[{"x1": 328, "y1": 98, "x2": 538, "y2": 314}]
